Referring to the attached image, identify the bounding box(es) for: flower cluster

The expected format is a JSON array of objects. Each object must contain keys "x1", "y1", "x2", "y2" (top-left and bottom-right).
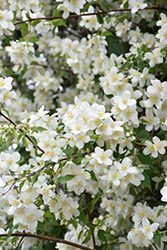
[
  {"x1": 0, "y1": 0, "x2": 167, "y2": 250},
  {"x1": 0, "y1": 77, "x2": 15, "y2": 106}
]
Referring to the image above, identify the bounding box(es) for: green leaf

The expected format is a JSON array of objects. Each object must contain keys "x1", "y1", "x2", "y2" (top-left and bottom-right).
[
  {"x1": 7, "y1": 219, "x2": 14, "y2": 237},
  {"x1": 2, "y1": 109, "x2": 10, "y2": 118},
  {"x1": 141, "y1": 172, "x2": 152, "y2": 191},
  {"x1": 0, "y1": 136, "x2": 2, "y2": 146},
  {"x1": 63, "y1": 71, "x2": 69, "y2": 79},
  {"x1": 55, "y1": 174, "x2": 75, "y2": 186},
  {"x1": 153, "y1": 232, "x2": 164, "y2": 247},
  {"x1": 101, "y1": 31, "x2": 113, "y2": 37},
  {"x1": 31, "y1": 61, "x2": 39, "y2": 65},
  {"x1": 98, "y1": 229, "x2": 107, "y2": 242},
  {"x1": 73, "y1": 151, "x2": 83, "y2": 164},
  {"x1": 83, "y1": 1, "x2": 98, "y2": 12},
  {"x1": 82, "y1": 230, "x2": 92, "y2": 244},
  {"x1": 97, "y1": 14, "x2": 104, "y2": 24},
  {"x1": 19, "y1": 180, "x2": 26, "y2": 193},
  {"x1": 32, "y1": 126, "x2": 47, "y2": 132},
  {"x1": 64, "y1": 147, "x2": 75, "y2": 161},
  {"x1": 106, "y1": 36, "x2": 125, "y2": 56},
  {"x1": 18, "y1": 65, "x2": 27, "y2": 80},
  {"x1": 45, "y1": 210, "x2": 54, "y2": 218},
  {"x1": 52, "y1": 19, "x2": 67, "y2": 27},
  {"x1": 17, "y1": 132, "x2": 24, "y2": 143},
  {"x1": 4, "y1": 34, "x2": 10, "y2": 45},
  {"x1": 100, "y1": 1, "x2": 110, "y2": 11},
  {"x1": 157, "y1": 208, "x2": 163, "y2": 217},
  {"x1": 78, "y1": 208, "x2": 87, "y2": 224},
  {"x1": 5, "y1": 68, "x2": 15, "y2": 76},
  {"x1": 32, "y1": 172, "x2": 39, "y2": 184},
  {"x1": 7, "y1": 133, "x2": 14, "y2": 146},
  {"x1": 29, "y1": 135, "x2": 37, "y2": 146},
  {"x1": 46, "y1": 221, "x2": 60, "y2": 226},
  {"x1": 22, "y1": 137, "x2": 29, "y2": 148},
  {"x1": 19, "y1": 37, "x2": 26, "y2": 42},
  {"x1": 7, "y1": 227, "x2": 14, "y2": 237},
  {"x1": 123, "y1": 1, "x2": 129, "y2": 8},
  {"x1": 0, "y1": 212, "x2": 6, "y2": 216},
  {"x1": 32, "y1": 20, "x2": 41, "y2": 27},
  {"x1": 28, "y1": 36, "x2": 39, "y2": 43},
  {"x1": 72, "y1": 220, "x2": 78, "y2": 229},
  {"x1": 137, "y1": 151, "x2": 153, "y2": 168},
  {"x1": 90, "y1": 134, "x2": 100, "y2": 141},
  {"x1": 13, "y1": 11, "x2": 17, "y2": 23},
  {"x1": 105, "y1": 16, "x2": 112, "y2": 24},
  {"x1": 20, "y1": 23, "x2": 29, "y2": 37},
  {"x1": 37, "y1": 221, "x2": 45, "y2": 235},
  {"x1": 148, "y1": 20, "x2": 157, "y2": 29},
  {"x1": 33, "y1": 241, "x2": 43, "y2": 250},
  {"x1": 90, "y1": 170, "x2": 97, "y2": 181},
  {"x1": 119, "y1": 217, "x2": 124, "y2": 226},
  {"x1": 90, "y1": 190, "x2": 102, "y2": 213},
  {"x1": 53, "y1": 8, "x2": 60, "y2": 17}
]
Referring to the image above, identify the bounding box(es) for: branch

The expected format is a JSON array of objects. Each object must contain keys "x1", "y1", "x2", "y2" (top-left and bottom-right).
[
  {"x1": 8, "y1": 148, "x2": 94, "y2": 182},
  {"x1": 15, "y1": 235, "x2": 25, "y2": 250},
  {"x1": 14, "y1": 6, "x2": 167, "y2": 26},
  {"x1": 1, "y1": 178, "x2": 17, "y2": 196},
  {"x1": 2, "y1": 63, "x2": 73, "y2": 73},
  {"x1": 84, "y1": 190, "x2": 97, "y2": 250},
  {"x1": 0, "y1": 111, "x2": 45, "y2": 154},
  {"x1": 0, "y1": 233, "x2": 92, "y2": 250}
]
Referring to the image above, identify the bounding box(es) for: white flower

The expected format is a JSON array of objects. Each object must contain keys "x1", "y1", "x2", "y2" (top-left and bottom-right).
[
  {"x1": 100, "y1": 66, "x2": 124, "y2": 95},
  {"x1": 0, "y1": 10, "x2": 15, "y2": 37},
  {"x1": 63, "y1": 0, "x2": 86, "y2": 15},
  {"x1": 145, "y1": 48, "x2": 163, "y2": 67},
  {"x1": 156, "y1": 23, "x2": 167, "y2": 48},
  {"x1": 132, "y1": 202, "x2": 154, "y2": 223},
  {"x1": 0, "y1": 151, "x2": 20, "y2": 173},
  {"x1": 90, "y1": 146, "x2": 112, "y2": 166},
  {"x1": 129, "y1": 0, "x2": 147, "y2": 14},
  {"x1": 161, "y1": 185, "x2": 167, "y2": 202},
  {"x1": 61, "y1": 162, "x2": 90, "y2": 195},
  {"x1": 6, "y1": 41, "x2": 35, "y2": 65},
  {"x1": 112, "y1": 90, "x2": 136, "y2": 110},
  {"x1": 156, "y1": 13, "x2": 167, "y2": 27},
  {"x1": 128, "y1": 218, "x2": 159, "y2": 247},
  {"x1": 79, "y1": 6, "x2": 101, "y2": 31},
  {"x1": 143, "y1": 136, "x2": 167, "y2": 158},
  {"x1": 68, "y1": 117, "x2": 89, "y2": 135},
  {"x1": 0, "y1": 77, "x2": 16, "y2": 106}
]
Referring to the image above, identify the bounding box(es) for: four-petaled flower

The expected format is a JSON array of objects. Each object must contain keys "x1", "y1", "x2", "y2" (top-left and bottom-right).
[{"x1": 143, "y1": 136, "x2": 167, "y2": 158}]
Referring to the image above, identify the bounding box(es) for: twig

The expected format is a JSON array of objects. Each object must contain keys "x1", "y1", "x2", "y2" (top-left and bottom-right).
[
  {"x1": 2, "y1": 178, "x2": 17, "y2": 196},
  {"x1": 15, "y1": 235, "x2": 25, "y2": 250},
  {"x1": 6, "y1": 148, "x2": 94, "y2": 183},
  {"x1": 14, "y1": 6, "x2": 167, "y2": 26},
  {"x1": 84, "y1": 190, "x2": 97, "y2": 250},
  {"x1": 1, "y1": 63, "x2": 73, "y2": 73},
  {"x1": 0, "y1": 233, "x2": 92, "y2": 250},
  {"x1": 0, "y1": 111, "x2": 45, "y2": 154}
]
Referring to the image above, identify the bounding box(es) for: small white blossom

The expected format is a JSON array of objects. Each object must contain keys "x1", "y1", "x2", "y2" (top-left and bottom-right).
[{"x1": 143, "y1": 136, "x2": 167, "y2": 158}]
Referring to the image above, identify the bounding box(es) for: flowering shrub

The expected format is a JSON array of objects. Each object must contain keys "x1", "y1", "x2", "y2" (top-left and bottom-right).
[{"x1": 0, "y1": 0, "x2": 167, "y2": 250}]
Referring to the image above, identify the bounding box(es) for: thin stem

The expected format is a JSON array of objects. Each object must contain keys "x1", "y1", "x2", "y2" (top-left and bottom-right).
[
  {"x1": 2, "y1": 63, "x2": 73, "y2": 73},
  {"x1": 7, "y1": 148, "x2": 94, "y2": 183},
  {"x1": 0, "y1": 111, "x2": 45, "y2": 154},
  {"x1": 1, "y1": 179, "x2": 17, "y2": 196},
  {"x1": 0, "y1": 233, "x2": 91, "y2": 250},
  {"x1": 14, "y1": 6, "x2": 167, "y2": 26},
  {"x1": 34, "y1": 63, "x2": 73, "y2": 73},
  {"x1": 15, "y1": 235, "x2": 25, "y2": 250},
  {"x1": 84, "y1": 190, "x2": 97, "y2": 250}
]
